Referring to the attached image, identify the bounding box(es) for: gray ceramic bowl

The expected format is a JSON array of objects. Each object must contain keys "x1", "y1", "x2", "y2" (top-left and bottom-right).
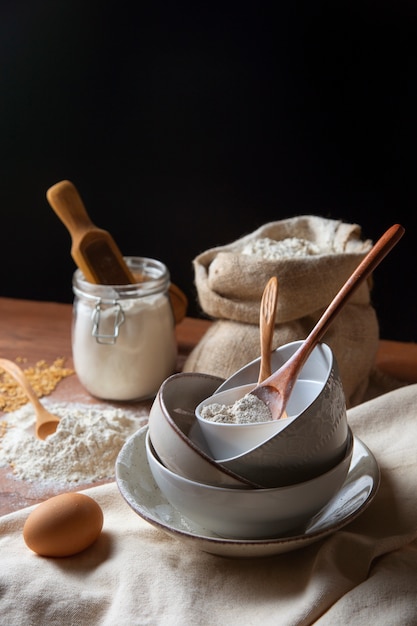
[
  {"x1": 146, "y1": 426, "x2": 354, "y2": 539},
  {"x1": 147, "y1": 372, "x2": 260, "y2": 488},
  {"x1": 192, "y1": 341, "x2": 349, "y2": 488}
]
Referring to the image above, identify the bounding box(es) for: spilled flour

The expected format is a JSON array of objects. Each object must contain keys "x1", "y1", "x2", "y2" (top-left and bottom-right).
[{"x1": 0, "y1": 401, "x2": 147, "y2": 486}]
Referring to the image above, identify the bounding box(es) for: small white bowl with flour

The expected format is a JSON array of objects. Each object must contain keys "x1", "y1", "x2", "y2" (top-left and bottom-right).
[{"x1": 195, "y1": 383, "x2": 298, "y2": 459}]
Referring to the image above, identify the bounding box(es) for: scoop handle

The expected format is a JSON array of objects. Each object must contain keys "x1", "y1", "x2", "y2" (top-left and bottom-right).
[{"x1": 46, "y1": 179, "x2": 99, "y2": 238}]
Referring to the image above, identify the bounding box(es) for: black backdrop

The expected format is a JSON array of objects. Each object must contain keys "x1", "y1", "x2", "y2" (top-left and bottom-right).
[{"x1": 1, "y1": 1, "x2": 416, "y2": 341}]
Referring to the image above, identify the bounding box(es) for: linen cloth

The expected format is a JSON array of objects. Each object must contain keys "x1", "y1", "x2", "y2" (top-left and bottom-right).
[{"x1": 1, "y1": 383, "x2": 417, "y2": 626}]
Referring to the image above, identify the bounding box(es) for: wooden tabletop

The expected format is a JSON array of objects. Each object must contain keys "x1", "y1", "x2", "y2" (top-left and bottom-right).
[{"x1": 1, "y1": 296, "x2": 416, "y2": 517}]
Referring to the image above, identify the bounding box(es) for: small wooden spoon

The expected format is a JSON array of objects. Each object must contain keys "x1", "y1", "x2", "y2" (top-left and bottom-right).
[
  {"x1": 258, "y1": 276, "x2": 279, "y2": 383},
  {"x1": 258, "y1": 276, "x2": 289, "y2": 420},
  {"x1": 250, "y1": 223, "x2": 405, "y2": 420},
  {"x1": 0, "y1": 359, "x2": 60, "y2": 440}
]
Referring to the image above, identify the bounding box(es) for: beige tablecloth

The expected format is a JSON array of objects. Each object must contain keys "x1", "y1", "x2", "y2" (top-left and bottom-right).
[{"x1": 1, "y1": 383, "x2": 417, "y2": 626}]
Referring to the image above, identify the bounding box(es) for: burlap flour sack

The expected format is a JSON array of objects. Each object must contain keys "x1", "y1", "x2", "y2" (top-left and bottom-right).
[{"x1": 183, "y1": 215, "x2": 380, "y2": 407}]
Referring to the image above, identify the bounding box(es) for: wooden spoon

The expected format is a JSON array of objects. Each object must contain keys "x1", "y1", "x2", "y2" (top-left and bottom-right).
[
  {"x1": 257, "y1": 276, "x2": 289, "y2": 419},
  {"x1": 258, "y1": 276, "x2": 279, "y2": 383},
  {"x1": 0, "y1": 359, "x2": 60, "y2": 439},
  {"x1": 250, "y1": 223, "x2": 405, "y2": 420},
  {"x1": 46, "y1": 180, "x2": 188, "y2": 324}
]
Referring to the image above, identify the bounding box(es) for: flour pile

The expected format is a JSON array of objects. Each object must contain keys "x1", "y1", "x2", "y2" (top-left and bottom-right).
[{"x1": 0, "y1": 402, "x2": 147, "y2": 485}]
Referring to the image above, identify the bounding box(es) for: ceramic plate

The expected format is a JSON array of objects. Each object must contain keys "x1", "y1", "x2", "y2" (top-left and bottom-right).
[{"x1": 116, "y1": 426, "x2": 380, "y2": 558}]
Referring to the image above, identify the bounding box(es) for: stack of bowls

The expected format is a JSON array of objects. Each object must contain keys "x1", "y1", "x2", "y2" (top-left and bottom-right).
[{"x1": 144, "y1": 341, "x2": 353, "y2": 539}]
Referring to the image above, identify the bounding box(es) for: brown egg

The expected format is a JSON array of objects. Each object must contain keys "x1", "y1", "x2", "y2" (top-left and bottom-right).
[{"x1": 23, "y1": 492, "x2": 104, "y2": 557}]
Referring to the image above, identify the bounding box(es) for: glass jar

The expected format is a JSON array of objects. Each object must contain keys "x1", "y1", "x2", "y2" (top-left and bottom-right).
[{"x1": 72, "y1": 257, "x2": 177, "y2": 401}]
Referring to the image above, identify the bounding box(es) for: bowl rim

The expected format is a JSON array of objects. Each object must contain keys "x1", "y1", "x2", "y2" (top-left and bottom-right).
[
  {"x1": 155, "y1": 372, "x2": 262, "y2": 488},
  {"x1": 115, "y1": 425, "x2": 380, "y2": 556},
  {"x1": 216, "y1": 340, "x2": 334, "y2": 394},
  {"x1": 195, "y1": 341, "x2": 335, "y2": 431},
  {"x1": 195, "y1": 382, "x2": 299, "y2": 429},
  {"x1": 146, "y1": 427, "x2": 354, "y2": 494}
]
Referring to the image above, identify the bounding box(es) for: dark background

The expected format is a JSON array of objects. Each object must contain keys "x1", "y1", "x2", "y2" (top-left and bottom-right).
[{"x1": 1, "y1": 1, "x2": 416, "y2": 341}]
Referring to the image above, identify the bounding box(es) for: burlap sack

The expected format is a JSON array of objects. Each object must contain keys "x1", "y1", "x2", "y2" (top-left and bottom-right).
[{"x1": 183, "y1": 215, "x2": 380, "y2": 407}]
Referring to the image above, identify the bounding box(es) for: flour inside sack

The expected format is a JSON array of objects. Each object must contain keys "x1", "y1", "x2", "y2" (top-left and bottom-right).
[{"x1": 241, "y1": 237, "x2": 322, "y2": 259}]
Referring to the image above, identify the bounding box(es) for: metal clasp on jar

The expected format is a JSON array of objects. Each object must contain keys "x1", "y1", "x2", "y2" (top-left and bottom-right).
[{"x1": 91, "y1": 300, "x2": 125, "y2": 344}]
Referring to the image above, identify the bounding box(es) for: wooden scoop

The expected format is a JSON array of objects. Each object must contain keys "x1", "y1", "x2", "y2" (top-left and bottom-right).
[
  {"x1": 46, "y1": 180, "x2": 187, "y2": 323},
  {"x1": 250, "y1": 223, "x2": 405, "y2": 420},
  {"x1": 0, "y1": 359, "x2": 60, "y2": 440}
]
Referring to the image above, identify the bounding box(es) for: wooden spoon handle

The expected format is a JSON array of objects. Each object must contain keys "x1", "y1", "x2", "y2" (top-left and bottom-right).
[
  {"x1": 301, "y1": 223, "x2": 405, "y2": 355},
  {"x1": 258, "y1": 277, "x2": 278, "y2": 383},
  {"x1": 252, "y1": 223, "x2": 405, "y2": 420},
  {"x1": 269, "y1": 223, "x2": 406, "y2": 386}
]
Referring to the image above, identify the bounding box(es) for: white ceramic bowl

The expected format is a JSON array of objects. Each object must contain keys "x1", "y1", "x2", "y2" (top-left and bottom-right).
[
  {"x1": 216, "y1": 340, "x2": 336, "y2": 394},
  {"x1": 116, "y1": 425, "x2": 380, "y2": 557},
  {"x1": 194, "y1": 342, "x2": 349, "y2": 488},
  {"x1": 195, "y1": 382, "x2": 298, "y2": 459},
  {"x1": 147, "y1": 372, "x2": 260, "y2": 488},
  {"x1": 145, "y1": 427, "x2": 354, "y2": 539}
]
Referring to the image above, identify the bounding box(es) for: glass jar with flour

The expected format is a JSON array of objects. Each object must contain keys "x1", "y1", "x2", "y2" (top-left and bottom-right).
[{"x1": 72, "y1": 257, "x2": 177, "y2": 401}]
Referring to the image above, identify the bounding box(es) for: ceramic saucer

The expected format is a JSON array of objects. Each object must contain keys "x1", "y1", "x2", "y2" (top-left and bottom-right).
[{"x1": 116, "y1": 426, "x2": 380, "y2": 558}]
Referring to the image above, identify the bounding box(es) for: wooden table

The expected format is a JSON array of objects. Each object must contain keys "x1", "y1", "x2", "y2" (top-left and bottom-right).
[{"x1": 1, "y1": 297, "x2": 417, "y2": 517}]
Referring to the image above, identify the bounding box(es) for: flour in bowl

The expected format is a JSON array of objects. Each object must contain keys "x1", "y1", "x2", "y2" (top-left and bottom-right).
[
  {"x1": 200, "y1": 393, "x2": 272, "y2": 424},
  {"x1": 0, "y1": 402, "x2": 147, "y2": 485}
]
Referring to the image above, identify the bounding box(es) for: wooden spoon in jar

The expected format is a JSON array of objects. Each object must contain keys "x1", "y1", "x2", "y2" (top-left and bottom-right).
[
  {"x1": 0, "y1": 359, "x2": 60, "y2": 440},
  {"x1": 250, "y1": 223, "x2": 405, "y2": 420}
]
